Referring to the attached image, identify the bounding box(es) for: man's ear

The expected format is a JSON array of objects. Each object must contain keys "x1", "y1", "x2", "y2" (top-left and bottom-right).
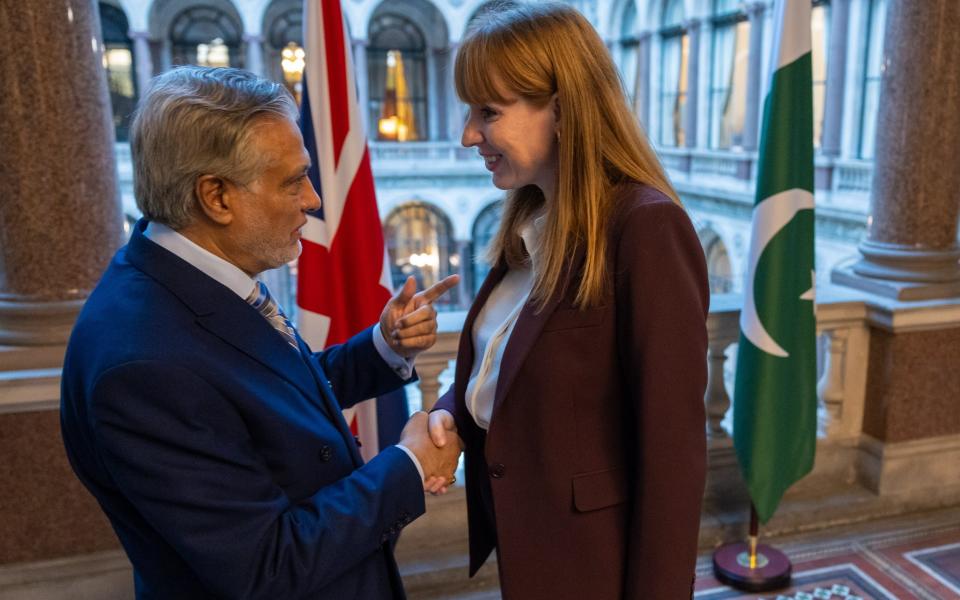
[{"x1": 194, "y1": 175, "x2": 233, "y2": 225}]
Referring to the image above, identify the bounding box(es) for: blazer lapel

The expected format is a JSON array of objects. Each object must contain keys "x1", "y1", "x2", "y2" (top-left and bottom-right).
[
  {"x1": 492, "y1": 246, "x2": 587, "y2": 415},
  {"x1": 454, "y1": 261, "x2": 509, "y2": 413}
]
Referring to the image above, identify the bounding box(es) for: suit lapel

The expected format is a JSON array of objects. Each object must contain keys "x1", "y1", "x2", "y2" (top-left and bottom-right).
[
  {"x1": 492, "y1": 246, "x2": 586, "y2": 415},
  {"x1": 125, "y1": 220, "x2": 321, "y2": 403}
]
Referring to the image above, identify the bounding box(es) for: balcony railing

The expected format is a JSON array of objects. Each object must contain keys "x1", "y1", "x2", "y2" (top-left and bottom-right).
[
  {"x1": 368, "y1": 141, "x2": 478, "y2": 163},
  {"x1": 410, "y1": 290, "x2": 872, "y2": 453}
]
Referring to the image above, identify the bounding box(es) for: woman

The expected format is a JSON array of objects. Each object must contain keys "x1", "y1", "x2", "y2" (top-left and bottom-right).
[{"x1": 428, "y1": 3, "x2": 708, "y2": 599}]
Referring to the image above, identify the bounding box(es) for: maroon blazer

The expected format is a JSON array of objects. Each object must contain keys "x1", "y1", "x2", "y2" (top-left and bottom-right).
[{"x1": 435, "y1": 184, "x2": 709, "y2": 599}]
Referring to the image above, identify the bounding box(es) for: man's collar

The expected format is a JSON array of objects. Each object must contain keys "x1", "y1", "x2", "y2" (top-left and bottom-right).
[{"x1": 143, "y1": 221, "x2": 256, "y2": 299}]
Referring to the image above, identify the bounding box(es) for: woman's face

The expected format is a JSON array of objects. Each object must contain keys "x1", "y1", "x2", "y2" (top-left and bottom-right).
[{"x1": 461, "y1": 90, "x2": 559, "y2": 197}]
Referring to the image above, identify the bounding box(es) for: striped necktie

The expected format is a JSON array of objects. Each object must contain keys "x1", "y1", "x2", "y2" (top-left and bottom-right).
[{"x1": 245, "y1": 281, "x2": 299, "y2": 350}]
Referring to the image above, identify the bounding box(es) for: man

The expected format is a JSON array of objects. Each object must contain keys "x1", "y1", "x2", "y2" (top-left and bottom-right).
[{"x1": 60, "y1": 66, "x2": 460, "y2": 599}]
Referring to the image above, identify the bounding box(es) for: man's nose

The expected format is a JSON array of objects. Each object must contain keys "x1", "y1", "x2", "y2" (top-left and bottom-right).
[{"x1": 304, "y1": 177, "x2": 321, "y2": 212}]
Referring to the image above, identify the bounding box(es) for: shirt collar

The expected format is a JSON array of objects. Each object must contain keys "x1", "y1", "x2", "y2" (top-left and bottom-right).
[
  {"x1": 143, "y1": 221, "x2": 257, "y2": 299},
  {"x1": 518, "y1": 211, "x2": 548, "y2": 271}
]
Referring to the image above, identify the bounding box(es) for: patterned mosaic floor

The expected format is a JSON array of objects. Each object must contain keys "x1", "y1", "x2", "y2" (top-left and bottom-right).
[{"x1": 694, "y1": 509, "x2": 960, "y2": 599}]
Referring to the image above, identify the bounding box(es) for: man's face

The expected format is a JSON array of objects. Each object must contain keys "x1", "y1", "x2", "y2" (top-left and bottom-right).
[{"x1": 224, "y1": 116, "x2": 321, "y2": 275}]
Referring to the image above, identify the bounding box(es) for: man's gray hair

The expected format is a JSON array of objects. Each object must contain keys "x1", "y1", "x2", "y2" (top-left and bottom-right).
[{"x1": 130, "y1": 66, "x2": 299, "y2": 229}]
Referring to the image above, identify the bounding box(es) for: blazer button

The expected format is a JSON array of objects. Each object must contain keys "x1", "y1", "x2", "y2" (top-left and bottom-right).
[
  {"x1": 489, "y1": 463, "x2": 505, "y2": 479},
  {"x1": 319, "y1": 445, "x2": 333, "y2": 462}
]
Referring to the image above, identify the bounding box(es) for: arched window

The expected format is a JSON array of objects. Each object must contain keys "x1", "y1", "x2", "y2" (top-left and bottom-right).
[
  {"x1": 170, "y1": 6, "x2": 243, "y2": 68},
  {"x1": 700, "y1": 230, "x2": 735, "y2": 294},
  {"x1": 267, "y1": 8, "x2": 305, "y2": 101},
  {"x1": 858, "y1": 0, "x2": 886, "y2": 159},
  {"x1": 812, "y1": 1, "x2": 830, "y2": 149},
  {"x1": 471, "y1": 201, "x2": 504, "y2": 296},
  {"x1": 707, "y1": 0, "x2": 750, "y2": 149},
  {"x1": 368, "y1": 14, "x2": 428, "y2": 142},
  {"x1": 385, "y1": 203, "x2": 458, "y2": 309},
  {"x1": 618, "y1": 1, "x2": 639, "y2": 104},
  {"x1": 99, "y1": 3, "x2": 137, "y2": 141},
  {"x1": 659, "y1": 0, "x2": 688, "y2": 146}
]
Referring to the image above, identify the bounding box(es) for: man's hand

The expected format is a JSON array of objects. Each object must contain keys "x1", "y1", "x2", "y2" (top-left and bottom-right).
[
  {"x1": 380, "y1": 275, "x2": 460, "y2": 359},
  {"x1": 400, "y1": 412, "x2": 461, "y2": 494}
]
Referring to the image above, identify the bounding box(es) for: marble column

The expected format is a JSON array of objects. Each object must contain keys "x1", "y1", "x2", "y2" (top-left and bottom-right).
[
  {"x1": 633, "y1": 31, "x2": 653, "y2": 130},
  {"x1": 445, "y1": 43, "x2": 462, "y2": 142},
  {"x1": 682, "y1": 19, "x2": 701, "y2": 149},
  {"x1": 426, "y1": 46, "x2": 440, "y2": 140},
  {"x1": 353, "y1": 39, "x2": 370, "y2": 137},
  {"x1": 244, "y1": 34, "x2": 264, "y2": 77},
  {"x1": 820, "y1": 0, "x2": 850, "y2": 157},
  {"x1": 834, "y1": 0, "x2": 960, "y2": 300},
  {"x1": 742, "y1": 1, "x2": 766, "y2": 152},
  {"x1": 0, "y1": 0, "x2": 124, "y2": 346},
  {"x1": 128, "y1": 30, "x2": 154, "y2": 97}
]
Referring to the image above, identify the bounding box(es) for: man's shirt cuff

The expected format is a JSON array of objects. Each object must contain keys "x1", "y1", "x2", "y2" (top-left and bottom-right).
[
  {"x1": 395, "y1": 444, "x2": 424, "y2": 481},
  {"x1": 372, "y1": 325, "x2": 415, "y2": 379}
]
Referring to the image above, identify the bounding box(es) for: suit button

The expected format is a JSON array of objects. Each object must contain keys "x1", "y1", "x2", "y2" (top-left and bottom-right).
[
  {"x1": 489, "y1": 463, "x2": 505, "y2": 479},
  {"x1": 319, "y1": 445, "x2": 333, "y2": 462}
]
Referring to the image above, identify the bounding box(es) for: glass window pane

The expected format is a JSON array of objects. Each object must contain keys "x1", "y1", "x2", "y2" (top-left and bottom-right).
[
  {"x1": 660, "y1": 33, "x2": 688, "y2": 147},
  {"x1": 368, "y1": 15, "x2": 428, "y2": 142},
  {"x1": 386, "y1": 204, "x2": 458, "y2": 309},
  {"x1": 709, "y1": 20, "x2": 750, "y2": 149}
]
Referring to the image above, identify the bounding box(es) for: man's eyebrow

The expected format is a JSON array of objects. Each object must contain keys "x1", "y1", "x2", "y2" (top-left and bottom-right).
[{"x1": 282, "y1": 164, "x2": 311, "y2": 187}]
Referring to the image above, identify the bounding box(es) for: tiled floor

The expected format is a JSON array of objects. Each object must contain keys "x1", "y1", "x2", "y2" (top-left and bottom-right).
[{"x1": 694, "y1": 507, "x2": 960, "y2": 599}]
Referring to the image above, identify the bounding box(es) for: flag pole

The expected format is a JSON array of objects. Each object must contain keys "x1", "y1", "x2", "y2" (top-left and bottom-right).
[{"x1": 712, "y1": 502, "x2": 792, "y2": 592}]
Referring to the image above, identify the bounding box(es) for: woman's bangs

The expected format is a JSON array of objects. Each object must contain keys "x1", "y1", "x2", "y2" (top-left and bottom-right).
[{"x1": 455, "y1": 37, "x2": 511, "y2": 106}]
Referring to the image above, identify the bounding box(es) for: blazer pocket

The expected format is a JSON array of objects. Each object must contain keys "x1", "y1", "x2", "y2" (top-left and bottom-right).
[
  {"x1": 543, "y1": 306, "x2": 608, "y2": 332},
  {"x1": 572, "y1": 467, "x2": 628, "y2": 512}
]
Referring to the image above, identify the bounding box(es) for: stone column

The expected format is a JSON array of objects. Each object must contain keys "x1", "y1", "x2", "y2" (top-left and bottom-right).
[
  {"x1": 353, "y1": 39, "x2": 370, "y2": 137},
  {"x1": 742, "y1": 1, "x2": 766, "y2": 151},
  {"x1": 682, "y1": 19, "x2": 701, "y2": 149},
  {"x1": 160, "y1": 38, "x2": 173, "y2": 72},
  {"x1": 633, "y1": 31, "x2": 653, "y2": 129},
  {"x1": 0, "y1": 0, "x2": 125, "y2": 579},
  {"x1": 244, "y1": 34, "x2": 264, "y2": 77},
  {"x1": 820, "y1": 0, "x2": 850, "y2": 157},
  {"x1": 426, "y1": 46, "x2": 440, "y2": 140},
  {"x1": 0, "y1": 1, "x2": 124, "y2": 347},
  {"x1": 455, "y1": 240, "x2": 471, "y2": 309},
  {"x1": 128, "y1": 30, "x2": 154, "y2": 97},
  {"x1": 834, "y1": 0, "x2": 960, "y2": 300},
  {"x1": 445, "y1": 43, "x2": 462, "y2": 142}
]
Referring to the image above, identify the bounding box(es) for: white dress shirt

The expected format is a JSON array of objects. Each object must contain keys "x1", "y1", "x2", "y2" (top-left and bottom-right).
[
  {"x1": 143, "y1": 222, "x2": 424, "y2": 479},
  {"x1": 465, "y1": 213, "x2": 545, "y2": 430}
]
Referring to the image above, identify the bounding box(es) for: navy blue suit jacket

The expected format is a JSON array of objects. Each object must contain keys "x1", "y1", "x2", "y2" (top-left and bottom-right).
[{"x1": 61, "y1": 221, "x2": 424, "y2": 599}]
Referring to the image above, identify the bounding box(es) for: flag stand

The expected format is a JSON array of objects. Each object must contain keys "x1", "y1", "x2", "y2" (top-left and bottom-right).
[{"x1": 711, "y1": 503, "x2": 791, "y2": 592}]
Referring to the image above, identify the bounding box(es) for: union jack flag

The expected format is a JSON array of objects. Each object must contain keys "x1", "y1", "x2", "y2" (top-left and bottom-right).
[{"x1": 298, "y1": 0, "x2": 405, "y2": 461}]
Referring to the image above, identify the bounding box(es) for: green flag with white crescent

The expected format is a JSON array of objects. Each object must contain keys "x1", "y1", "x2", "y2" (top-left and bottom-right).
[{"x1": 733, "y1": 0, "x2": 817, "y2": 524}]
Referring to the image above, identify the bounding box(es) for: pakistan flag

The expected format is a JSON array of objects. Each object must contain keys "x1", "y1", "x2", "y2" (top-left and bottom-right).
[{"x1": 733, "y1": 0, "x2": 816, "y2": 525}]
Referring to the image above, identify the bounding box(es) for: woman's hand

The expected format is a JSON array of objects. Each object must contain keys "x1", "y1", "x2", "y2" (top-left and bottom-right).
[{"x1": 427, "y1": 409, "x2": 464, "y2": 494}]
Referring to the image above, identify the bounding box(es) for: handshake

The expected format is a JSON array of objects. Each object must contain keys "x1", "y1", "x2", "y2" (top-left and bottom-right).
[{"x1": 399, "y1": 410, "x2": 463, "y2": 495}]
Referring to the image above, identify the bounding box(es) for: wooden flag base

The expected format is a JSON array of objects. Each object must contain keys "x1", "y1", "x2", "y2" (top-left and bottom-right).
[{"x1": 711, "y1": 503, "x2": 792, "y2": 592}]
